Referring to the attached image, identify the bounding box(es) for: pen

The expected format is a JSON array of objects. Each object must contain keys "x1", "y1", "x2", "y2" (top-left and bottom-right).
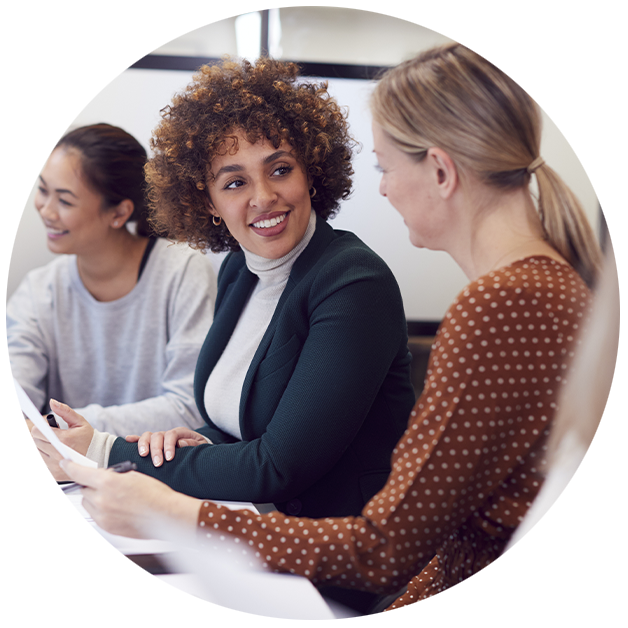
[{"x1": 60, "y1": 460, "x2": 137, "y2": 493}]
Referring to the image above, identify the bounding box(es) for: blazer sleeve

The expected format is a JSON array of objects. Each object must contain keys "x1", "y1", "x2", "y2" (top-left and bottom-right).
[{"x1": 108, "y1": 248, "x2": 409, "y2": 502}]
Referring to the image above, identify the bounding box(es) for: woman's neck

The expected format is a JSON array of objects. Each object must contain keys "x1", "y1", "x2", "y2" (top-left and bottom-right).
[
  {"x1": 449, "y1": 185, "x2": 565, "y2": 281},
  {"x1": 76, "y1": 229, "x2": 149, "y2": 302}
]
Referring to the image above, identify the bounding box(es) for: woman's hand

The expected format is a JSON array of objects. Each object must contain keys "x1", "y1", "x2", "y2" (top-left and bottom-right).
[
  {"x1": 59, "y1": 459, "x2": 201, "y2": 539},
  {"x1": 125, "y1": 427, "x2": 209, "y2": 467},
  {"x1": 31, "y1": 399, "x2": 94, "y2": 481}
]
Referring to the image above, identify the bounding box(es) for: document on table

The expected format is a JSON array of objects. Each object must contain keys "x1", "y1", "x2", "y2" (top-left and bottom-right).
[{"x1": 14, "y1": 378, "x2": 96, "y2": 468}]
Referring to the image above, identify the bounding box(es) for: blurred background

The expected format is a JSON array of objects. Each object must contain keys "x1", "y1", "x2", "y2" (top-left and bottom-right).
[{"x1": 0, "y1": 6, "x2": 628, "y2": 393}]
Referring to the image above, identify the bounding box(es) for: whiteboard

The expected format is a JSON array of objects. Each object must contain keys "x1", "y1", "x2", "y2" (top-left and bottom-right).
[{"x1": 10, "y1": 66, "x2": 600, "y2": 321}]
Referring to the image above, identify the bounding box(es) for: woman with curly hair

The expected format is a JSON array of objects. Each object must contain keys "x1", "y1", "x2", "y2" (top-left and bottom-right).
[
  {"x1": 57, "y1": 44, "x2": 600, "y2": 615},
  {"x1": 34, "y1": 59, "x2": 415, "y2": 538}
]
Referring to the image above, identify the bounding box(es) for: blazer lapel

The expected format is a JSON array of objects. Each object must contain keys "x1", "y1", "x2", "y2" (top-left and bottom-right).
[
  {"x1": 194, "y1": 264, "x2": 257, "y2": 420},
  {"x1": 238, "y1": 216, "x2": 338, "y2": 433}
]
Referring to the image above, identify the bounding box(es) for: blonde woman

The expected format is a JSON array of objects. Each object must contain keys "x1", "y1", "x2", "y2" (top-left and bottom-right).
[{"x1": 56, "y1": 44, "x2": 601, "y2": 613}]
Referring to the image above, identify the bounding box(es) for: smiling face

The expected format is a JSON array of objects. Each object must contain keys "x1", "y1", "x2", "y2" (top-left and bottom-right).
[
  {"x1": 206, "y1": 132, "x2": 312, "y2": 259},
  {"x1": 35, "y1": 148, "x2": 115, "y2": 256}
]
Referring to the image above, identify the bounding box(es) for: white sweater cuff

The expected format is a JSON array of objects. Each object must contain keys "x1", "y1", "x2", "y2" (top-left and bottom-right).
[{"x1": 86, "y1": 429, "x2": 117, "y2": 468}]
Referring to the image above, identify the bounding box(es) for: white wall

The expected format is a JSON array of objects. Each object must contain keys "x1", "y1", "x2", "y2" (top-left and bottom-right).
[
  {"x1": 8, "y1": 71, "x2": 600, "y2": 320},
  {"x1": 7, "y1": 9, "x2": 601, "y2": 321}
]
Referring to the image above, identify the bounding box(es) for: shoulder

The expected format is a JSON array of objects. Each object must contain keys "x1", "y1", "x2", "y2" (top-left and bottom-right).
[
  {"x1": 150, "y1": 239, "x2": 216, "y2": 278},
  {"x1": 287, "y1": 226, "x2": 404, "y2": 322},
  {"x1": 7, "y1": 256, "x2": 75, "y2": 321},
  {"x1": 11, "y1": 255, "x2": 74, "y2": 295},
  {"x1": 301, "y1": 223, "x2": 397, "y2": 287},
  {"x1": 441, "y1": 256, "x2": 592, "y2": 339}
]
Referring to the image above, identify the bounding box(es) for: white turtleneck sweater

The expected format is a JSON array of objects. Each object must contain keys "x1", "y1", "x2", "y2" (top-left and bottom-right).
[{"x1": 203, "y1": 210, "x2": 317, "y2": 440}]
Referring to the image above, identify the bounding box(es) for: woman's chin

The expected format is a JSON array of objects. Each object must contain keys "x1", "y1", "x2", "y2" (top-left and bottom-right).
[{"x1": 46, "y1": 235, "x2": 70, "y2": 253}]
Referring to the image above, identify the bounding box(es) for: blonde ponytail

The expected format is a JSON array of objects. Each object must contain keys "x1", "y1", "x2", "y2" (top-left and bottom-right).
[
  {"x1": 371, "y1": 43, "x2": 602, "y2": 288},
  {"x1": 534, "y1": 163, "x2": 602, "y2": 288}
]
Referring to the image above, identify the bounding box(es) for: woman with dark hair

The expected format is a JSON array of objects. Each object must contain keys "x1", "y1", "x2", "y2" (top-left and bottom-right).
[
  {"x1": 56, "y1": 45, "x2": 600, "y2": 615},
  {"x1": 33, "y1": 60, "x2": 415, "y2": 533},
  {"x1": 9, "y1": 123, "x2": 216, "y2": 436}
]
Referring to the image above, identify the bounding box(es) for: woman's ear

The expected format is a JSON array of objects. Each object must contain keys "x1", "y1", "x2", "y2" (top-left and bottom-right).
[
  {"x1": 204, "y1": 195, "x2": 219, "y2": 217},
  {"x1": 426, "y1": 147, "x2": 458, "y2": 200},
  {"x1": 110, "y1": 199, "x2": 134, "y2": 228}
]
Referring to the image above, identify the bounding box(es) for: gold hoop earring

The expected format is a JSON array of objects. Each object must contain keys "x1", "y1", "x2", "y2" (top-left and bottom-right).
[
  {"x1": 212, "y1": 215, "x2": 222, "y2": 227},
  {"x1": 310, "y1": 186, "x2": 317, "y2": 199}
]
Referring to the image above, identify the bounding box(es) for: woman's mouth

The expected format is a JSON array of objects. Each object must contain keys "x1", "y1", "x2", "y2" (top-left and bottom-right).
[
  {"x1": 46, "y1": 227, "x2": 69, "y2": 239},
  {"x1": 251, "y1": 212, "x2": 287, "y2": 229},
  {"x1": 249, "y1": 211, "x2": 291, "y2": 237}
]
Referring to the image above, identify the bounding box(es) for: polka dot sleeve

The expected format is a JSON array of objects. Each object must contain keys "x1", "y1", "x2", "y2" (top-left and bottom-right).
[{"x1": 197, "y1": 258, "x2": 592, "y2": 608}]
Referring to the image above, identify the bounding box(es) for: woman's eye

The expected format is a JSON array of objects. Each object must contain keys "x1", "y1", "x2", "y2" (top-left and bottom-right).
[
  {"x1": 375, "y1": 164, "x2": 385, "y2": 174},
  {"x1": 224, "y1": 179, "x2": 244, "y2": 190},
  {"x1": 59, "y1": 198, "x2": 73, "y2": 207},
  {"x1": 273, "y1": 165, "x2": 293, "y2": 177}
]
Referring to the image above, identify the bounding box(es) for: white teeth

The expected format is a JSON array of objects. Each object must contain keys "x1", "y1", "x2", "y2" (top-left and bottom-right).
[{"x1": 252, "y1": 213, "x2": 286, "y2": 229}]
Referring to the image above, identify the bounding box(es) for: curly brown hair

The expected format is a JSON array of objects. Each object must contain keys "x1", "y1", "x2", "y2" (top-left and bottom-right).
[{"x1": 145, "y1": 57, "x2": 356, "y2": 252}]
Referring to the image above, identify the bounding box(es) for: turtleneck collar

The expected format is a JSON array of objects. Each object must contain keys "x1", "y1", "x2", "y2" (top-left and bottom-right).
[{"x1": 242, "y1": 210, "x2": 317, "y2": 282}]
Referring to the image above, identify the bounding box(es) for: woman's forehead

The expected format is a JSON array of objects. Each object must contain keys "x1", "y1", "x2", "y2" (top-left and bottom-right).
[{"x1": 210, "y1": 132, "x2": 295, "y2": 169}]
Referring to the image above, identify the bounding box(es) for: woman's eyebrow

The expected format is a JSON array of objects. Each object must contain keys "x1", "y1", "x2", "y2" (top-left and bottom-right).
[
  {"x1": 38, "y1": 175, "x2": 78, "y2": 197},
  {"x1": 263, "y1": 150, "x2": 292, "y2": 164},
  {"x1": 214, "y1": 150, "x2": 293, "y2": 178},
  {"x1": 214, "y1": 163, "x2": 244, "y2": 177}
]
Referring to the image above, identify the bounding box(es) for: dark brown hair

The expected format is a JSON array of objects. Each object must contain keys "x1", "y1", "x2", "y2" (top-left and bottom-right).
[
  {"x1": 56, "y1": 123, "x2": 152, "y2": 236},
  {"x1": 146, "y1": 57, "x2": 356, "y2": 252}
]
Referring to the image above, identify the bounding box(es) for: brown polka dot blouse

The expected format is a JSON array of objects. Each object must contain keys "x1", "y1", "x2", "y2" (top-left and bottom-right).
[{"x1": 197, "y1": 257, "x2": 592, "y2": 612}]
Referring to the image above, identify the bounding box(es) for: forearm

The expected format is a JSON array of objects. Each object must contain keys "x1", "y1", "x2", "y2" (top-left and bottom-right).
[
  {"x1": 107, "y1": 437, "x2": 296, "y2": 502},
  {"x1": 9, "y1": 353, "x2": 49, "y2": 414},
  {"x1": 195, "y1": 501, "x2": 403, "y2": 594},
  {"x1": 7, "y1": 281, "x2": 51, "y2": 414},
  {"x1": 76, "y1": 393, "x2": 204, "y2": 437}
]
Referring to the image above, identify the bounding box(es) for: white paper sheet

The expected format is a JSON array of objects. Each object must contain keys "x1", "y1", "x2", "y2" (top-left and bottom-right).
[{"x1": 14, "y1": 378, "x2": 97, "y2": 468}]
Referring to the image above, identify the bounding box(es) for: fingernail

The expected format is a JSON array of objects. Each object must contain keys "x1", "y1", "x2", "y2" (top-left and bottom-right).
[
  {"x1": 153, "y1": 456, "x2": 160, "y2": 466},
  {"x1": 139, "y1": 447, "x2": 146, "y2": 455},
  {"x1": 50, "y1": 399, "x2": 59, "y2": 407},
  {"x1": 59, "y1": 459, "x2": 67, "y2": 470},
  {"x1": 165, "y1": 450, "x2": 172, "y2": 461}
]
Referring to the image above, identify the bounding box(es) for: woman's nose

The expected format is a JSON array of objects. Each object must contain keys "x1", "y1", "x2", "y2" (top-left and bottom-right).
[
  {"x1": 250, "y1": 180, "x2": 277, "y2": 208},
  {"x1": 36, "y1": 196, "x2": 57, "y2": 220}
]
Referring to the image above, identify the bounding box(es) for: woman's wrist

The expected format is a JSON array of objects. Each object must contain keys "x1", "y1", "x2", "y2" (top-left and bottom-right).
[
  {"x1": 86, "y1": 429, "x2": 117, "y2": 468},
  {"x1": 161, "y1": 491, "x2": 204, "y2": 542}
]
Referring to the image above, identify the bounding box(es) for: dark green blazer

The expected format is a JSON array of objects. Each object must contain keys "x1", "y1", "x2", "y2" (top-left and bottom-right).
[{"x1": 109, "y1": 217, "x2": 415, "y2": 518}]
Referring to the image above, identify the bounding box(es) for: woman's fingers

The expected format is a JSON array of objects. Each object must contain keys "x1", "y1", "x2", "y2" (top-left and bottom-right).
[
  {"x1": 165, "y1": 428, "x2": 208, "y2": 460},
  {"x1": 32, "y1": 428, "x2": 70, "y2": 481},
  {"x1": 125, "y1": 434, "x2": 140, "y2": 443},
  {"x1": 135, "y1": 428, "x2": 204, "y2": 464},
  {"x1": 149, "y1": 432, "x2": 166, "y2": 466},
  {"x1": 137, "y1": 432, "x2": 153, "y2": 456},
  {"x1": 59, "y1": 459, "x2": 101, "y2": 488},
  {"x1": 164, "y1": 428, "x2": 188, "y2": 460},
  {"x1": 50, "y1": 399, "x2": 87, "y2": 428}
]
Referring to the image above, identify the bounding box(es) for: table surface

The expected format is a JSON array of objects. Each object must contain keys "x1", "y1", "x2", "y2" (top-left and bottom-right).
[{"x1": 64, "y1": 489, "x2": 360, "y2": 619}]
